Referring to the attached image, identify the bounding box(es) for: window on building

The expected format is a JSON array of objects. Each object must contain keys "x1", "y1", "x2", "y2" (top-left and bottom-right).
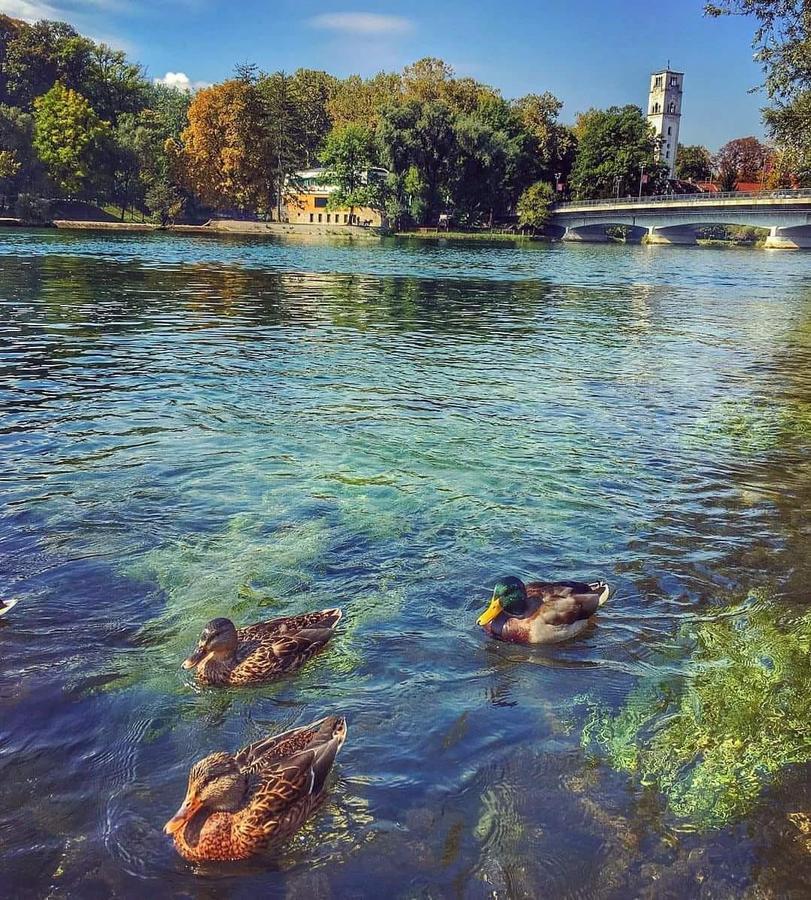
[
  {"x1": 344, "y1": 214, "x2": 348, "y2": 223},
  {"x1": 314, "y1": 196, "x2": 327, "y2": 208},
  {"x1": 668, "y1": 102, "x2": 676, "y2": 113},
  {"x1": 670, "y1": 76, "x2": 678, "y2": 86},
  {"x1": 667, "y1": 126, "x2": 672, "y2": 135},
  {"x1": 318, "y1": 213, "x2": 322, "y2": 223},
  {"x1": 666, "y1": 150, "x2": 670, "y2": 158},
  {"x1": 309, "y1": 213, "x2": 313, "y2": 223},
  {"x1": 326, "y1": 213, "x2": 330, "y2": 223},
  {"x1": 654, "y1": 75, "x2": 663, "y2": 89}
]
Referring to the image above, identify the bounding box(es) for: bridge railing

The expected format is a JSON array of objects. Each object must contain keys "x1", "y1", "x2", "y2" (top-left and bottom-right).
[{"x1": 552, "y1": 188, "x2": 811, "y2": 209}]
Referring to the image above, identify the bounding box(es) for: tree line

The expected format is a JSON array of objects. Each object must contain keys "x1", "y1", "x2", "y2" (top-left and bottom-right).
[{"x1": 0, "y1": 8, "x2": 808, "y2": 229}]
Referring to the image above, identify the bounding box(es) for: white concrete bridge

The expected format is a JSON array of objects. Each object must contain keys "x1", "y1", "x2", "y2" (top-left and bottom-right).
[{"x1": 549, "y1": 189, "x2": 811, "y2": 248}]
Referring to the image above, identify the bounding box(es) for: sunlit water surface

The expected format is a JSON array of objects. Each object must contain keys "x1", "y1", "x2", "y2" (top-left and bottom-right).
[{"x1": 2, "y1": 230, "x2": 811, "y2": 898}]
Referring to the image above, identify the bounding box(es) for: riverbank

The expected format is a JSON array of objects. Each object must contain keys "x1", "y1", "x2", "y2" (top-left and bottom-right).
[{"x1": 48, "y1": 218, "x2": 383, "y2": 238}]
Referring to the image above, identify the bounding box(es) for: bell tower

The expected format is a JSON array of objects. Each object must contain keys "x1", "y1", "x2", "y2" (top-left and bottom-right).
[{"x1": 647, "y1": 68, "x2": 683, "y2": 179}]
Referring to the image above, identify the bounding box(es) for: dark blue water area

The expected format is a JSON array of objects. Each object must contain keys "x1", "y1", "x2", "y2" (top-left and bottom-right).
[{"x1": 1, "y1": 230, "x2": 811, "y2": 897}]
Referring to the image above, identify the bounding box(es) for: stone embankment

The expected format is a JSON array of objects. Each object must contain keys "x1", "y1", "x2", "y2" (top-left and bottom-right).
[{"x1": 49, "y1": 219, "x2": 382, "y2": 238}]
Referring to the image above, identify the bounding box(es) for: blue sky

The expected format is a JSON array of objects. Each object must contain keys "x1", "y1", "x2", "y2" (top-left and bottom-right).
[{"x1": 1, "y1": 1, "x2": 766, "y2": 149}]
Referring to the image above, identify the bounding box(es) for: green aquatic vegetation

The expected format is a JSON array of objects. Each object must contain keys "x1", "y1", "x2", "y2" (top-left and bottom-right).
[
  {"x1": 687, "y1": 398, "x2": 811, "y2": 455},
  {"x1": 582, "y1": 600, "x2": 811, "y2": 829},
  {"x1": 108, "y1": 511, "x2": 405, "y2": 697}
]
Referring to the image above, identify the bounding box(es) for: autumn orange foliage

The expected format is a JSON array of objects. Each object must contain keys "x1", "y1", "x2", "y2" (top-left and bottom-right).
[{"x1": 180, "y1": 80, "x2": 271, "y2": 212}]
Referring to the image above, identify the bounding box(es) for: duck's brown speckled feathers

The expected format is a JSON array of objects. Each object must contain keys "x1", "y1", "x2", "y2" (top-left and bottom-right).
[
  {"x1": 169, "y1": 715, "x2": 347, "y2": 862},
  {"x1": 485, "y1": 580, "x2": 609, "y2": 645},
  {"x1": 186, "y1": 609, "x2": 342, "y2": 686}
]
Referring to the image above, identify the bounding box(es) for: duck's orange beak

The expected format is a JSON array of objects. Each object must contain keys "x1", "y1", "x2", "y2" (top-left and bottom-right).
[
  {"x1": 164, "y1": 793, "x2": 201, "y2": 835},
  {"x1": 182, "y1": 645, "x2": 207, "y2": 670},
  {"x1": 477, "y1": 597, "x2": 503, "y2": 627}
]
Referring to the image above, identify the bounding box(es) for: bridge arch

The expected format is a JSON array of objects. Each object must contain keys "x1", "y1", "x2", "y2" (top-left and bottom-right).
[{"x1": 562, "y1": 223, "x2": 648, "y2": 243}]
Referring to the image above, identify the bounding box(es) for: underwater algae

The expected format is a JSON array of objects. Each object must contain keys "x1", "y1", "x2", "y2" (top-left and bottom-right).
[
  {"x1": 582, "y1": 598, "x2": 811, "y2": 829},
  {"x1": 687, "y1": 397, "x2": 811, "y2": 455}
]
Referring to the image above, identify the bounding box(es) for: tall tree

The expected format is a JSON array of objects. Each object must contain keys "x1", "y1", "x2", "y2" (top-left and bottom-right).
[
  {"x1": 676, "y1": 144, "x2": 713, "y2": 181},
  {"x1": 256, "y1": 71, "x2": 307, "y2": 220},
  {"x1": 328, "y1": 72, "x2": 402, "y2": 128},
  {"x1": 569, "y1": 105, "x2": 668, "y2": 199},
  {"x1": 180, "y1": 79, "x2": 271, "y2": 213},
  {"x1": 290, "y1": 68, "x2": 337, "y2": 166},
  {"x1": 707, "y1": 1, "x2": 811, "y2": 184},
  {"x1": 513, "y1": 91, "x2": 573, "y2": 180},
  {"x1": 451, "y1": 95, "x2": 534, "y2": 225},
  {"x1": 33, "y1": 82, "x2": 109, "y2": 196},
  {"x1": 713, "y1": 136, "x2": 774, "y2": 188},
  {"x1": 321, "y1": 123, "x2": 383, "y2": 223},
  {"x1": 378, "y1": 99, "x2": 458, "y2": 224}
]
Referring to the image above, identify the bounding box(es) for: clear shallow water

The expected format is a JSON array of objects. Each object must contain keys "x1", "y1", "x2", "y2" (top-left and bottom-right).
[{"x1": 1, "y1": 230, "x2": 811, "y2": 897}]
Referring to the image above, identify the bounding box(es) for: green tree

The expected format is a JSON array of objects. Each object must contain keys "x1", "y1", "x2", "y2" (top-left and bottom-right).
[
  {"x1": 328, "y1": 71, "x2": 402, "y2": 128},
  {"x1": 513, "y1": 92, "x2": 575, "y2": 182},
  {"x1": 517, "y1": 180, "x2": 554, "y2": 230},
  {"x1": 3, "y1": 20, "x2": 89, "y2": 109},
  {"x1": 707, "y1": 2, "x2": 811, "y2": 185},
  {"x1": 378, "y1": 99, "x2": 458, "y2": 224},
  {"x1": 676, "y1": 143, "x2": 713, "y2": 181},
  {"x1": 256, "y1": 71, "x2": 307, "y2": 220},
  {"x1": 0, "y1": 103, "x2": 40, "y2": 198},
  {"x1": 321, "y1": 122, "x2": 383, "y2": 224},
  {"x1": 82, "y1": 43, "x2": 147, "y2": 124},
  {"x1": 290, "y1": 68, "x2": 337, "y2": 166},
  {"x1": 33, "y1": 82, "x2": 109, "y2": 196},
  {"x1": 569, "y1": 105, "x2": 668, "y2": 199},
  {"x1": 451, "y1": 95, "x2": 534, "y2": 226},
  {"x1": 0, "y1": 147, "x2": 19, "y2": 209}
]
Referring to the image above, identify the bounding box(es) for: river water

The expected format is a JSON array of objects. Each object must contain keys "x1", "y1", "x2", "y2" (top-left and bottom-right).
[{"x1": 1, "y1": 230, "x2": 811, "y2": 898}]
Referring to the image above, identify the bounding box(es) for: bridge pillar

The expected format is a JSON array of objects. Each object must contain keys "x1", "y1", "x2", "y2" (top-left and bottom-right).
[
  {"x1": 562, "y1": 226, "x2": 609, "y2": 243},
  {"x1": 764, "y1": 226, "x2": 811, "y2": 250},
  {"x1": 645, "y1": 226, "x2": 697, "y2": 246}
]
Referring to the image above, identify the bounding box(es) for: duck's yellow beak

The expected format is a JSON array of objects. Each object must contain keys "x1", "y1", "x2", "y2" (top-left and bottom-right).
[
  {"x1": 164, "y1": 793, "x2": 201, "y2": 835},
  {"x1": 477, "y1": 597, "x2": 503, "y2": 627}
]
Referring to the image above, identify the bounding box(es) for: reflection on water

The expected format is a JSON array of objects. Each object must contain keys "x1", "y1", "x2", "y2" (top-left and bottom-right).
[{"x1": 1, "y1": 231, "x2": 811, "y2": 897}]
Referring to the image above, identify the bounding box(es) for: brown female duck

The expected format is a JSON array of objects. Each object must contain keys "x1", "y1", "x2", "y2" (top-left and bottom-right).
[
  {"x1": 476, "y1": 576, "x2": 609, "y2": 644},
  {"x1": 164, "y1": 715, "x2": 347, "y2": 862},
  {"x1": 181, "y1": 608, "x2": 342, "y2": 685},
  {"x1": 0, "y1": 598, "x2": 20, "y2": 617}
]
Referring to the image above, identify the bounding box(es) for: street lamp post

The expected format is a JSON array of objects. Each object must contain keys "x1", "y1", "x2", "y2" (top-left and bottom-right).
[{"x1": 638, "y1": 164, "x2": 647, "y2": 200}]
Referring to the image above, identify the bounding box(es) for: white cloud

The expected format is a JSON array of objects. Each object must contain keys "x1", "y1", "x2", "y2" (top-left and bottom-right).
[
  {"x1": 308, "y1": 12, "x2": 414, "y2": 36},
  {"x1": 154, "y1": 71, "x2": 210, "y2": 93},
  {"x1": 0, "y1": 0, "x2": 120, "y2": 21},
  {"x1": 0, "y1": 0, "x2": 63, "y2": 19}
]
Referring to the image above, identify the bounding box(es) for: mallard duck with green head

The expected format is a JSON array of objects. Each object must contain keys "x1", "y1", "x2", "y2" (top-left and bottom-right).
[{"x1": 477, "y1": 576, "x2": 609, "y2": 644}]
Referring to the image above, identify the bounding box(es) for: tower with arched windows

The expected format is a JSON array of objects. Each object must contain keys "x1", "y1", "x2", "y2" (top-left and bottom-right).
[{"x1": 647, "y1": 69, "x2": 682, "y2": 179}]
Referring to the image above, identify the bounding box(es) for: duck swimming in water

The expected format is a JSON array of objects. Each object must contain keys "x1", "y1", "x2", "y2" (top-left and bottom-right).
[
  {"x1": 0, "y1": 598, "x2": 20, "y2": 617},
  {"x1": 476, "y1": 576, "x2": 609, "y2": 644},
  {"x1": 182, "y1": 608, "x2": 342, "y2": 685},
  {"x1": 164, "y1": 715, "x2": 348, "y2": 862}
]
